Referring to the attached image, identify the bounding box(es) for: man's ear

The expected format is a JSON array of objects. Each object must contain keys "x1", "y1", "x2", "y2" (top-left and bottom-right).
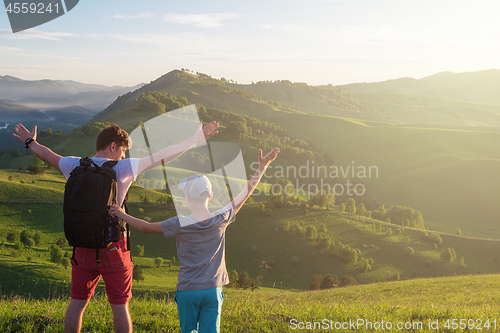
[
  {"x1": 109, "y1": 142, "x2": 117, "y2": 152},
  {"x1": 208, "y1": 192, "x2": 214, "y2": 200}
]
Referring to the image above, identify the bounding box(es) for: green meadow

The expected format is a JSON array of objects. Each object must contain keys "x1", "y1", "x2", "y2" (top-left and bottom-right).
[
  {"x1": 2, "y1": 274, "x2": 500, "y2": 332},
  {"x1": 3, "y1": 69, "x2": 500, "y2": 331}
]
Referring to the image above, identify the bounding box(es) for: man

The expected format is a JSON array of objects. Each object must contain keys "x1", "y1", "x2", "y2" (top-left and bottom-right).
[{"x1": 12, "y1": 120, "x2": 219, "y2": 333}]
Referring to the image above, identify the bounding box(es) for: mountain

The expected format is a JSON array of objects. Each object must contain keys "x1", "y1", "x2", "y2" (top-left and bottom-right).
[
  {"x1": 5, "y1": 68, "x2": 500, "y2": 240},
  {"x1": 337, "y1": 70, "x2": 500, "y2": 127},
  {"x1": 0, "y1": 75, "x2": 144, "y2": 111},
  {"x1": 341, "y1": 69, "x2": 500, "y2": 105}
]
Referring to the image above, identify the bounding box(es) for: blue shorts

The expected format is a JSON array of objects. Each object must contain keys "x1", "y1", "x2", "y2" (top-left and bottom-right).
[{"x1": 174, "y1": 287, "x2": 224, "y2": 333}]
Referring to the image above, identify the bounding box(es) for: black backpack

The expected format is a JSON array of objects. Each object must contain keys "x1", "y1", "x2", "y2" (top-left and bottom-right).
[{"x1": 63, "y1": 157, "x2": 129, "y2": 265}]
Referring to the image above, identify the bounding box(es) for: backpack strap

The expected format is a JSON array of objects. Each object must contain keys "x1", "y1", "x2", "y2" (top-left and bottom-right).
[
  {"x1": 123, "y1": 190, "x2": 131, "y2": 252},
  {"x1": 81, "y1": 157, "x2": 100, "y2": 170},
  {"x1": 103, "y1": 160, "x2": 131, "y2": 252},
  {"x1": 71, "y1": 247, "x2": 78, "y2": 266}
]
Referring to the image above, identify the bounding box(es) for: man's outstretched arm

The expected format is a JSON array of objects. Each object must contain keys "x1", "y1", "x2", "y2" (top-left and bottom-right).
[
  {"x1": 137, "y1": 121, "x2": 219, "y2": 175},
  {"x1": 231, "y1": 147, "x2": 280, "y2": 214},
  {"x1": 12, "y1": 124, "x2": 62, "y2": 172}
]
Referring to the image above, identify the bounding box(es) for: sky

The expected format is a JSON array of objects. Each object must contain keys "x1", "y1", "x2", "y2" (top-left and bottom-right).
[{"x1": 1, "y1": 0, "x2": 499, "y2": 87}]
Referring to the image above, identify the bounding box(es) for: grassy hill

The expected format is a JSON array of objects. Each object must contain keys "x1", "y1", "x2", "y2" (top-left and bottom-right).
[
  {"x1": 1, "y1": 167, "x2": 500, "y2": 297},
  {"x1": 2, "y1": 274, "x2": 500, "y2": 332},
  {"x1": 6, "y1": 69, "x2": 500, "y2": 240}
]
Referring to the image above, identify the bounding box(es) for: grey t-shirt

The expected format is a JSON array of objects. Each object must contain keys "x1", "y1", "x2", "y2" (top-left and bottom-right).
[{"x1": 161, "y1": 203, "x2": 236, "y2": 291}]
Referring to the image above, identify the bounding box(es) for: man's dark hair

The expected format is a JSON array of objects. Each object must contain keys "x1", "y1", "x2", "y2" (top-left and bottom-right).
[{"x1": 96, "y1": 125, "x2": 131, "y2": 151}]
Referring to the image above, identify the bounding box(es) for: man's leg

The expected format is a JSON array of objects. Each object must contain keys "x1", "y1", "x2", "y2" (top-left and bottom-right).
[
  {"x1": 65, "y1": 298, "x2": 90, "y2": 333},
  {"x1": 110, "y1": 302, "x2": 133, "y2": 333}
]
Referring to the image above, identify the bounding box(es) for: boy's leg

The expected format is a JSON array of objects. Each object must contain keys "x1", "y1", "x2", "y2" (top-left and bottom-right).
[
  {"x1": 65, "y1": 298, "x2": 90, "y2": 333},
  {"x1": 175, "y1": 289, "x2": 203, "y2": 333},
  {"x1": 198, "y1": 287, "x2": 224, "y2": 333}
]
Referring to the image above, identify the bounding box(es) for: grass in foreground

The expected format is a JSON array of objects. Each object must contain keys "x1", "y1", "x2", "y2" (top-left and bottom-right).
[{"x1": 1, "y1": 274, "x2": 500, "y2": 332}]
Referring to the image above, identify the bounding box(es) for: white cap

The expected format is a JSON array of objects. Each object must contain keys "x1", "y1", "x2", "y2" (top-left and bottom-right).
[{"x1": 178, "y1": 174, "x2": 212, "y2": 200}]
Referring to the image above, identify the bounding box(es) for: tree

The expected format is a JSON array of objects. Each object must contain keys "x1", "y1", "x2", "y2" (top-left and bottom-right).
[
  {"x1": 340, "y1": 275, "x2": 357, "y2": 287},
  {"x1": 345, "y1": 198, "x2": 356, "y2": 214},
  {"x1": 50, "y1": 245, "x2": 64, "y2": 265},
  {"x1": 356, "y1": 203, "x2": 366, "y2": 216},
  {"x1": 6, "y1": 232, "x2": 16, "y2": 243},
  {"x1": 320, "y1": 274, "x2": 338, "y2": 290},
  {"x1": 372, "y1": 205, "x2": 387, "y2": 220},
  {"x1": 155, "y1": 257, "x2": 164, "y2": 268},
  {"x1": 339, "y1": 203, "x2": 345, "y2": 213},
  {"x1": 305, "y1": 225, "x2": 317, "y2": 241},
  {"x1": 34, "y1": 231, "x2": 43, "y2": 247},
  {"x1": 133, "y1": 265, "x2": 145, "y2": 283},
  {"x1": 310, "y1": 275, "x2": 323, "y2": 290},
  {"x1": 25, "y1": 238, "x2": 35, "y2": 248},
  {"x1": 440, "y1": 247, "x2": 456, "y2": 263},
  {"x1": 238, "y1": 271, "x2": 252, "y2": 290},
  {"x1": 28, "y1": 156, "x2": 45, "y2": 175},
  {"x1": 459, "y1": 256, "x2": 467, "y2": 267},
  {"x1": 141, "y1": 195, "x2": 151, "y2": 205},
  {"x1": 56, "y1": 238, "x2": 67, "y2": 248},
  {"x1": 61, "y1": 257, "x2": 71, "y2": 269},
  {"x1": 20, "y1": 229, "x2": 33, "y2": 246},
  {"x1": 134, "y1": 245, "x2": 145, "y2": 257},
  {"x1": 227, "y1": 270, "x2": 239, "y2": 289},
  {"x1": 455, "y1": 228, "x2": 461, "y2": 236}
]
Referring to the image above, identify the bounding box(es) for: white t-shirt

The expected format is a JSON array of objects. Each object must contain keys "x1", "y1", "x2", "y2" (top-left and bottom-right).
[{"x1": 59, "y1": 157, "x2": 139, "y2": 206}]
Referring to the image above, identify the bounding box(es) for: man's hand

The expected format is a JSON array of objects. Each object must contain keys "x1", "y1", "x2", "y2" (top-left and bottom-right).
[
  {"x1": 194, "y1": 121, "x2": 219, "y2": 144},
  {"x1": 12, "y1": 123, "x2": 37, "y2": 143},
  {"x1": 258, "y1": 147, "x2": 280, "y2": 169}
]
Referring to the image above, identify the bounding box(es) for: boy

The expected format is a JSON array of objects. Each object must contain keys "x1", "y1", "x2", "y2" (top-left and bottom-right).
[{"x1": 109, "y1": 147, "x2": 280, "y2": 333}]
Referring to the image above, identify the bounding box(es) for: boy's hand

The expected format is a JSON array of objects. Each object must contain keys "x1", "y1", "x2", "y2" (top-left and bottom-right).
[
  {"x1": 194, "y1": 121, "x2": 219, "y2": 144},
  {"x1": 109, "y1": 204, "x2": 126, "y2": 219},
  {"x1": 259, "y1": 147, "x2": 280, "y2": 168}
]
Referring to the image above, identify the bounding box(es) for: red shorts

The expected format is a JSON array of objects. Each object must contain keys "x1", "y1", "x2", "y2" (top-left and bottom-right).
[{"x1": 70, "y1": 237, "x2": 133, "y2": 304}]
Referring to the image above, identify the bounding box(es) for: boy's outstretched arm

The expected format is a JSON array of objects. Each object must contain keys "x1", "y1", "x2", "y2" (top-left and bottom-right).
[
  {"x1": 137, "y1": 121, "x2": 219, "y2": 175},
  {"x1": 232, "y1": 147, "x2": 280, "y2": 214},
  {"x1": 109, "y1": 205, "x2": 163, "y2": 234},
  {"x1": 12, "y1": 124, "x2": 62, "y2": 171}
]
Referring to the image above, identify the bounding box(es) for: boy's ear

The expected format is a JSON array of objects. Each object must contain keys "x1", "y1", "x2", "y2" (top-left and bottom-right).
[{"x1": 208, "y1": 192, "x2": 214, "y2": 200}]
